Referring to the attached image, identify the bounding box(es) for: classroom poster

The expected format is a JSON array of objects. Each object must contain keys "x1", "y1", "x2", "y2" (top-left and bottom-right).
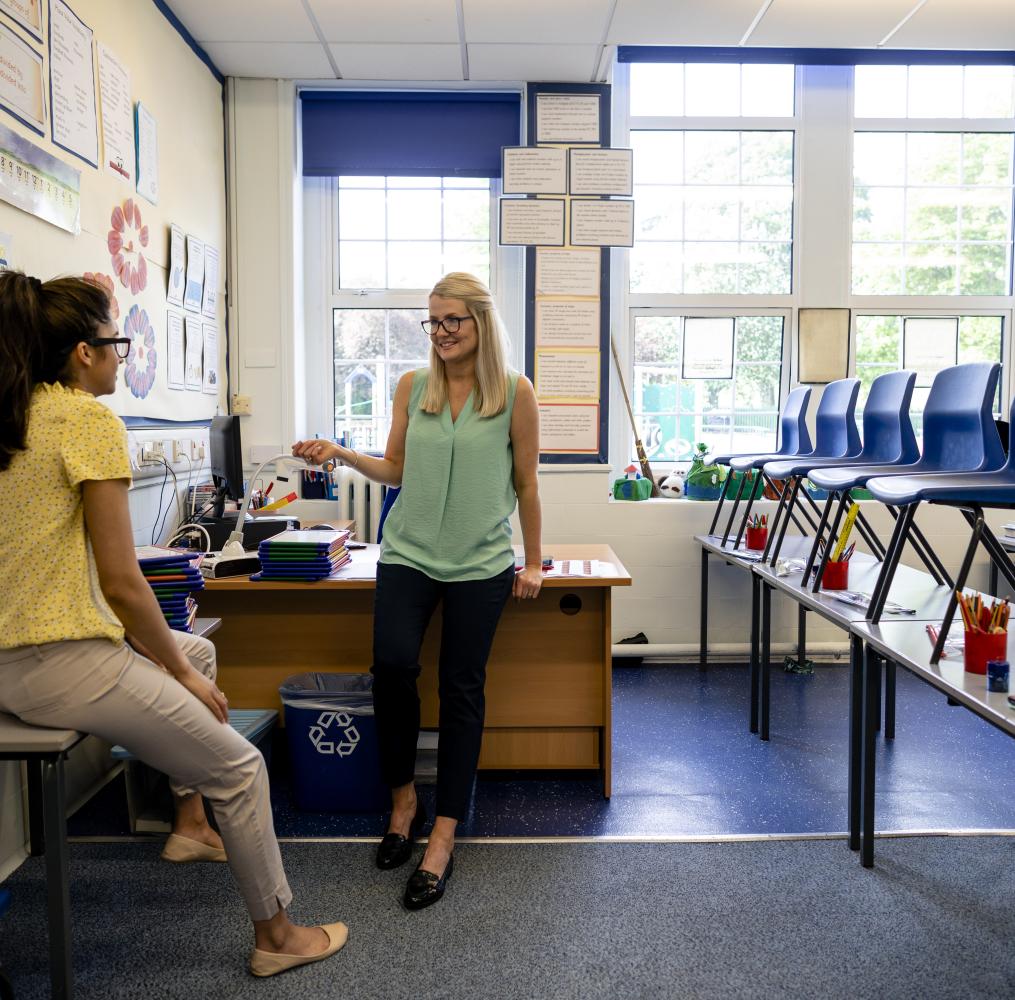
[
  {"x1": 903, "y1": 317, "x2": 958, "y2": 388},
  {"x1": 201, "y1": 244, "x2": 218, "y2": 318},
  {"x1": 0, "y1": 120, "x2": 80, "y2": 232},
  {"x1": 570, "y1": 199, "x2": 634, "y2": 247},
  {"x1": 502, "y1": 146, "x2": 567, "y2": 195},
  {"x1": 499, "y1": 198, "x2": 565, "y2": 246},
  {"x1": 167, "y1": 223, "x2": 184, "y2": 304},
  {"x1": 49, "y1": 0, "x2": 98, "y2": 166},
  {"x1": 97, "y1": 42, "x2": 132, "y2": 182},
  {"x1": 183, "y1": 233, "x2": 203, "y2": 311},
  {"x1": 534, "y1": 247, "x2": 599, "y2": 296},
  {"x1": 535, "y1": 300, "x2": 599, "y2": 348},
  {"x1": 682, "y1": 317, "x2": 734, "y2": 379},
  {"x1": 535, "y1": 93, "x2": 600, "y2": 143},
  {"x1": 135, "y1": 100, "x2": 158, "y2": 203},
  {"x1": 201, "y1": 322, "x2": 217, "y2": 394},
  {"x1": 183, "y1": 314, "x2": 202, "y2": 389},
  {"x1": 534, "y1": 350, "x2": 600, "y2": 400},
  {"x1": 0, "y1": 229, "x2": 12, "y2": 268},
  {"x1": 538, "y1": 403, "x2": 600, "y2": 453},
  {"x1": 0, "y1": 1, "x2": 41, "y2": 38},
  {"x1": 569, "y1": 148, "x2": 633, "y2": 196},
  {"x1": 166, "y1": 311, "x2": 184, "y2": 389},
  {"x1": 0, "y1": 23, "x2": 45, "y2": 133}
]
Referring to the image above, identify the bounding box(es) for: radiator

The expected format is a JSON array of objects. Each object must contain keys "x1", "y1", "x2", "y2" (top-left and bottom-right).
[{"x1": 332, "y1": 466, "x2": 386, "y2": 543}]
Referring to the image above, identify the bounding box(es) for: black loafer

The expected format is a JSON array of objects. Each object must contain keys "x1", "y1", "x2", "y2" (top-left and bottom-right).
[
  {"x1": 403, "y1": 853, "x2": 454, "y2": 910},
  {"x1": 376, "y1": 801, "x2": 427, "y2": 870}
]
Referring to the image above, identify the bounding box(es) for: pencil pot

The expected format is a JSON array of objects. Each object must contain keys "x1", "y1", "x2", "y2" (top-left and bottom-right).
[
  {"x1": 820, "y1": 559, "x2": 849, "y2": 591},
  {"x1": 279, "y1": 673, "x2": 389, "y2": 812},
  {"x1": 962, "y1": 630, "x2": 1007, "y2": 675},
  {"x1": 745, "y1": 526, "x2": 768, "y2": 551}
]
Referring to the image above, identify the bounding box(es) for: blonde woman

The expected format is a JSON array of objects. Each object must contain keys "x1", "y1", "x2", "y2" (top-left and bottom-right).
[
  {"x1": 294, "y1": 272, "x2": 542, "y2": 910},
  {"x1": 0, "y1": 272, "x2": 346, "y2": 977}
]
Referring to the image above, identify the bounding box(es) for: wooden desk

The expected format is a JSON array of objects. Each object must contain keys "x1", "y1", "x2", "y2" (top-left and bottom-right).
[{"x1": 197, "y1": 545, "x2": 631, "y2": 796}]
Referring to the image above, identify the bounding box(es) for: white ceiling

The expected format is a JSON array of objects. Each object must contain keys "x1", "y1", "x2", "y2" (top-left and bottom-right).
[{"x1": 165, "y1": 0, "x2": 1015, "y2": 82}]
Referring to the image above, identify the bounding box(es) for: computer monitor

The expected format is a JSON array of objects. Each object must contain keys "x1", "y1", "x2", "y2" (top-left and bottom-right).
[{"x1": 208, "y1": 415, "x2": 244, "y2": 517}]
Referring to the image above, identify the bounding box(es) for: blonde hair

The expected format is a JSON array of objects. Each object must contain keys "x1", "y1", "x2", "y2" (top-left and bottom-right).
[{"x1": 420, "y1": 272, "x2": 511, "y2": 417}]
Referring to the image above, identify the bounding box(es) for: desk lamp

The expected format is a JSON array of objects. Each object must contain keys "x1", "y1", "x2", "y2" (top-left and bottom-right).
[{"x1": 220, "y1": 453, "x2": 314, "y2": 557}]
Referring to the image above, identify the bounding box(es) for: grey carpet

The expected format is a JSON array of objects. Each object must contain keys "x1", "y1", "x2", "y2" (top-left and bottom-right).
[{"x1": 4, "y1": 838, "x2": 1015, "y2": 1000}]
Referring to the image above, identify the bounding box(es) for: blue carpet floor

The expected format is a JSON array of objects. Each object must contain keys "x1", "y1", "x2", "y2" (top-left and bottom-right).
[{"x1": 67, "y1": 662, "x2": 1015, "y2": 840}]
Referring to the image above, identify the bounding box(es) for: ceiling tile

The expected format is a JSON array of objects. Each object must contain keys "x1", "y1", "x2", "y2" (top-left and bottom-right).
[
  {"x1": 748, "y1": 0, "x2": 916, "y2": 48},
  {"x1": 467, "y1": 44, "x2": 600, "y2": 82},
  {"x1": 201, "y1": 42, "x2": 335, "y2": 78},
  {"x1": 308, "y1": 0, "x2": 460, "y2": 43},
  {"x1": 887, "y1": 0, "x2": 1015, "y2": 49},
  {"x1": 463, "y1": 0, "x2": 614, "y2": 45},
  {"x1": 607, "y1": 0, "x2": 762, "y2": 46},
  {"x1": 329, "y1": 44, "x2": 463, "y2": 81},
  {"x1": 163, "y1": 0, "x2": 318, "y2": 43}
]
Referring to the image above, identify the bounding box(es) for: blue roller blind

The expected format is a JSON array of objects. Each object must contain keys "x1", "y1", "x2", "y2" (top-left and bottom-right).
[
  {"x1": 300, "y1": 90, "x2": 521, "y2": 178},
  {"x1": 619, "y1": 46, "x2": 1015, "y2": 66}
]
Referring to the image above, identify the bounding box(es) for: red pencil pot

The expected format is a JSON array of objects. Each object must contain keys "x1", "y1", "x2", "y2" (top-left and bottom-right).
[
  {"x1": 821, "y1": 559, "x2": 849, "y2": 590},
  {"x1": 963, "y1": 629, "x2": 1007, "y2": 675},
  {"x1": 745, "y1": 526, "x2": 768, "y2": 551}
]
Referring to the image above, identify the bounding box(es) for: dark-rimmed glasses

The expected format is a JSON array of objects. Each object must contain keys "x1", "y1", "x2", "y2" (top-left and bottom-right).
[
  {"x1": 421, "y1": 316, "x2": 473, "y2": 337},
  {"x1": 87, "y1": 337, "x2": 132, "y2": 359}
]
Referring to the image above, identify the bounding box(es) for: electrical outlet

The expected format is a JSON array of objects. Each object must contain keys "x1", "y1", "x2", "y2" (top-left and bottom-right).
[
  {"x1": 140, "y1": 442, "x2": 164, "y2": 465},
  {"x1": 232, "y1": 394, "x2": 252, "y2": 416},
  {"x1": 172, "y1": 440, "x2": 186, "y2": 463}
]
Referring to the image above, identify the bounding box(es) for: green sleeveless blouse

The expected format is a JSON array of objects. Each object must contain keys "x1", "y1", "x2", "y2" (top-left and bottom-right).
[{"x1": 379, "y1": 369, "x2": 519, "y2": 582}]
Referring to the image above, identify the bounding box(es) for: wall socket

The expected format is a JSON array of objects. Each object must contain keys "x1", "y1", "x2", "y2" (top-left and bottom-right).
[{"x1": 232, "y1": 394, "x2": 253, "y2": 415}]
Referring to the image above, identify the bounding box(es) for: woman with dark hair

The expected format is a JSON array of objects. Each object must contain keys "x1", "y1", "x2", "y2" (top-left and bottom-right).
[
  {"x1": 293, "y1": 271, "x2": 542, "y2": 910},
  {"x1": 0, "y1": 271, "x2": 346, "y2": 977}
]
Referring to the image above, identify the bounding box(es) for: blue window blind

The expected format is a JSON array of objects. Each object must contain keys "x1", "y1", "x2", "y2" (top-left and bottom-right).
[
  {"x1": 619, "y1": 46, "x2": 1015, "y2": 66},
  {"x1": 300, "y1": 90, "x2": 521, "y2": 178}
]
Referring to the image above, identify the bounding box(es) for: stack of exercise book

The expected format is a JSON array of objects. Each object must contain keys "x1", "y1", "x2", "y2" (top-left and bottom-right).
[
  {"x1": 135, "y1": 546, "x2": 205, "y2": 632},
  {"x1": 252, "y1": 529, "x2": 352, "y2": 582}
]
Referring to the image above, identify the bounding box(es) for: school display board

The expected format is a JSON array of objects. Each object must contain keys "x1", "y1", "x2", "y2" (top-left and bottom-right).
[
  {"x1": 519, "y1": 82, "x2": 615, "y2": 464},
  {"x1": 0, "y1": 0, "x2": 226, "y2": 422}
]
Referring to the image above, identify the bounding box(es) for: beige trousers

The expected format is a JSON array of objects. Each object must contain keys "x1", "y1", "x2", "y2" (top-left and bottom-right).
[{"x1": 0, "y1": 632, "x2": 292, "y2": 921}]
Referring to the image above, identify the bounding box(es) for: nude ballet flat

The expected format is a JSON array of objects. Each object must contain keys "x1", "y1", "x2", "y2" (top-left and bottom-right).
[
  {"x1": 249, "y1": 922, "x2": 349, "y2": 978},
  {"x1": 160, "y1": 833, "x2": 228, "y2": 864}
]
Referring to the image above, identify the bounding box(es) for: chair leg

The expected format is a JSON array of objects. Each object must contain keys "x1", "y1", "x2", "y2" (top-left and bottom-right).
[
  {"x1": 868, "y1": 503, "x2": 918, "y2": 622},
  {"x1": 750, "y1": 573, "x2": 760, "y2": 734},
  {"x1": 721, "y1": 472, "x2": 750, "y2": 546},
  {"x1": 796, "y1": 485, "x2": 824, "y2": 532},
  {"x1": 707, "y1": 470, "x2": 734, "y2": 536},
  {"x1": 885, "y1": 505, "x2": 949, "y2": 587},
  {"x1": 860, "y1": 642, "x2": 878, "y2": 868},
  {"x1": 764, "y1": 474, "x2": 813, "y2": 536},
  {"x1": 931, "y1": 514, "x2": 983, "y2": 665},
  {"x1": 812, "y1": 490, "x2": 851, "y2": 593},
  {"x1": 760, "y1": 583, "x2": 772, "y2": 741},
  {"x1": 769, "y1": 477, "x2": 801, "y2": 564},
  {"x1": 803, "y1": 492, "x2": 836, "y2": 584},
  {"x1": 968, "y1": 516, "x2": 1015, "y2": 594},
  {"x1": 853, "y1": 508, "x2": 887, "y2": 561},
  {"x1": 848, "y1": 634, "x2": 863, "y2": 852},
  {"x1": 761, "y1": 476, "x2": 792, "y2": 562},
  {"x1": 700, "y1": 549, "x2": 709, "y2": 672}
]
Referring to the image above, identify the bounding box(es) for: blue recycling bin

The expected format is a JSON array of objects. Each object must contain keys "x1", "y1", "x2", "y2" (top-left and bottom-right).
[{"x1": 279, "y1": 673, "x2": 389, "y2": 812}]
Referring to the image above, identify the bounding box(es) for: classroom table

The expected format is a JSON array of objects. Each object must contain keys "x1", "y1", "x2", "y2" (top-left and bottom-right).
[
  {"x1": 850, "y1": 618, "x2": 1015, "y2": 868},
  {"x1": 196, "y1": 544, "x2": 631, "y2": 797},
  {"x1": 695, "y1": 533, "x2": 815, "y2": 733}
]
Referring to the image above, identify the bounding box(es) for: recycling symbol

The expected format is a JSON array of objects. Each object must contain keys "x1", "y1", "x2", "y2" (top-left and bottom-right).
[{"x1": 308, "y1": 711, "x2": 360, "y2": 756}]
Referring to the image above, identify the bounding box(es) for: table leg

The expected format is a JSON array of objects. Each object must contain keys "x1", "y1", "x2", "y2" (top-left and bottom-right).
[
  {"x1": 760, "y1": 583, "x2": 772, "y2": 742},
  {"x1": 26, "y1": 758, "x2": 45, "y2": 856},
  {"x1": 861, "y1": 644, "x2": 878, "y2": 868},
  {"x1": 848, "y1": 635, "x2": 863, "y2": 852},
  {"x1": 700, "y1": 549, "x2": 709, "y2": 672},
  {"x1": 872, "y1": 653, "x2": 882, "y2": 734},
  {"x1": 884, "y1": 659, "x2": 896, "y2": 741},
  {"x1": 42, "y1": 756, "x2": 72, "y2": 999},
  {"x1": 750, "y1": 573, "x2": 760, "y2": 734}
]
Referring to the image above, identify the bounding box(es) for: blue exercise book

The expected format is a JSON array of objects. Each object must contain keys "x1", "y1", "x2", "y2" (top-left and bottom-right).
[{"x1": 250, "y1": 571, "x2": 334, "y2": 582}]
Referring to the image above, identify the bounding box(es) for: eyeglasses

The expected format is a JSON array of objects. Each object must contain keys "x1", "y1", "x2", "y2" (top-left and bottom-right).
[
  {"x1": 421, "y1": 316, "x2": 473, "y2": 337},
  {"x1": 87, "y1": 337, "x2": 132, "y2": 359}
]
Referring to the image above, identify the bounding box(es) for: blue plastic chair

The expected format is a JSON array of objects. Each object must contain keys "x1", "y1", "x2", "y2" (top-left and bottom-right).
[
  {"x1": 709, "y1": 385, "x2": 814, "y2": 545},
  {"x1": 796, "y1": 371, "x2": 919, "y2": 587},
  {"x1": 866, "y1": 383, "x2": 1015, "y2": 658},
  {"x1": 827, "y1": 362, "x2": 1005, "y2": 627},
  {"x1": 759, "y1": 379, "x2": 863, "y2": 562},
  {"x1": 376, "y1": 486, "x2": 399, "y2": 543}
]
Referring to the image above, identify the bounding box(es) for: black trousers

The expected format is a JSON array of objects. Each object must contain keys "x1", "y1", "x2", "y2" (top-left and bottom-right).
[{"x1": 371, "y1": 561, "x2": 515, "y2": 821}]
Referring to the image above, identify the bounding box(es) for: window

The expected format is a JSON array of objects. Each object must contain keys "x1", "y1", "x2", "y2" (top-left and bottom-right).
[
  {"x1": 337, "y1": 176, "x2": 491, "y2": 290},
  {"x1": 854, "y1": 65, "x2": 1015, "y2": 120},
  {"x1": 631, "y1": 130, "x2": 794, "y2": 295},
  {"x1": 632, "y1": 314, "x2": 785, "y2": 462},
  {"x1": 630, "y1": 63, "x2": 795, "y2": 118},
  {"x1": 855, "y1": 313, "x2": 1004, "y2": 435}
]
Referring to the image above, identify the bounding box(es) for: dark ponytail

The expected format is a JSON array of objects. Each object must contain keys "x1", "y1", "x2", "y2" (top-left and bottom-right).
[{"x1": 0, "y1": 271, "x2": 112, "y2": 471}]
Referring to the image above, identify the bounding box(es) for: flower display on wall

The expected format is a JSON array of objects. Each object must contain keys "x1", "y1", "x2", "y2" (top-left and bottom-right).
[
  {"x1": 82, "y1": 272, "x2": 120, "y2": 320},
  {"x1": 108, "y1": 198, "x2": 150, "y2": 294},
  {"x1": 123, "y1": 304, "x2": 157, "y2": 399}
]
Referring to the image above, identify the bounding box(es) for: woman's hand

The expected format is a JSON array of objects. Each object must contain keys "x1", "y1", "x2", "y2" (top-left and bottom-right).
[
  {"x1": 513, "y1": 566, "x2": 543, "y2": 600},
  {"x1": 177, "y1": 667, "x2": 229, "y2": 724},
  {"x1": 292, "y1": 439, "x2": 340, "y2": 466}
]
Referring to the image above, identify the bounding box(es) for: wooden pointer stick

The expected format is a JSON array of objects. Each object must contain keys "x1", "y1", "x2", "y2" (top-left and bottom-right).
[{"x1": 610, "y1": 335, "x2": 661, "y2": 497}]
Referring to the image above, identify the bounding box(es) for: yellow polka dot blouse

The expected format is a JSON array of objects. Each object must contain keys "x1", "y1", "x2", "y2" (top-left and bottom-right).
[{"x1": 0, "y1": 383, "x2": 132, "y2": 647}]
